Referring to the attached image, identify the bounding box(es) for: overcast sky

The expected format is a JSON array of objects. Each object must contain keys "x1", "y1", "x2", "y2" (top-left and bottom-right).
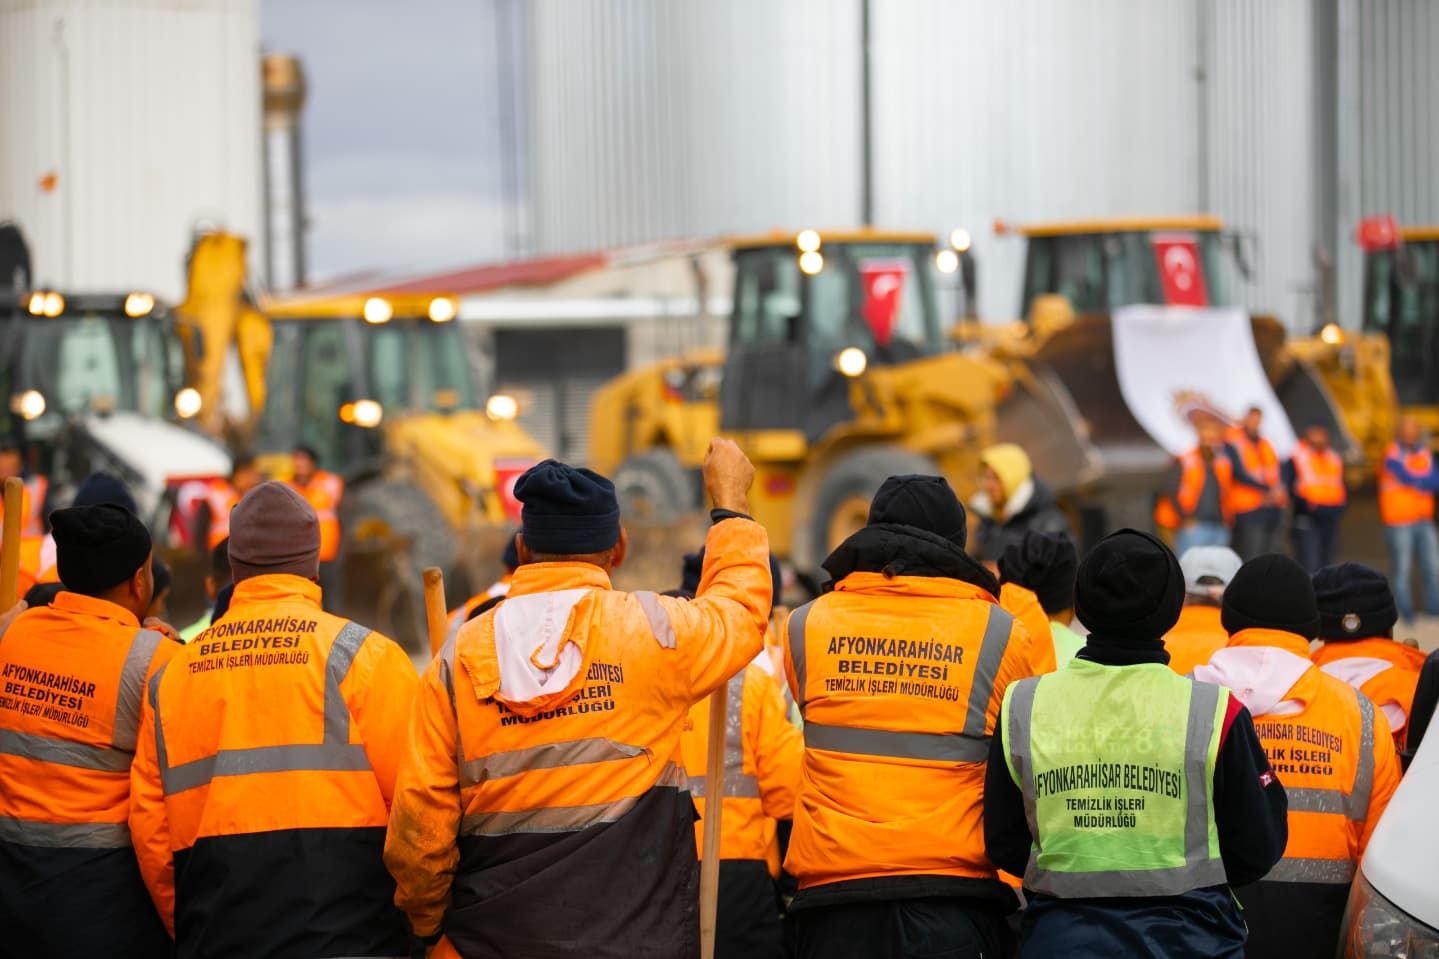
[{"x1": 261, "y1": 0, "x2": 522, "y2": 281}]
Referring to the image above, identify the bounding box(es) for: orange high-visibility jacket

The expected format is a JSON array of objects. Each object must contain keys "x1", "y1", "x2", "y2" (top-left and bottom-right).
[
  {"x1": 202, "y1": 479, "x2": 240, "y2": 550},
  {"x1": 781, "y1": 573, "x2": 1033, "y2": 890},
  {"x1": 1379, "y1": 443, "x2": 1436, "y2": 526},
  {"x1": 1000, "y1": 582, "x2": 1057, "y2": 675},
  {"x1": 1164, "y1": 604, "x2": 1228, "y2": 676},
  {"x1": 1225, "y1": 429, "x2": 1280, "y2": 516},
  {"x1": 286, "y1": 471, "x2": 345, "y2": 562},
  {"x1": 1227, "y1": 629, "x2": 1400, "y2": 885},
  {"x1": 0, "y1": 591, "x2": 176, "y2": 953},
  {"x1": 681, "y1": 663, "x2": 802, "y2": 877},
  {"x1": 1313, "y1": 638, "x2": 1428, "y2": 743},
  {"x1": 1290, "y1": 441, "x2": 1347, "y2": 508},
  {"x1": 129, "y1": 574, "x2": 418, "y2": 956},
  {"x1": 383, "y1": 517, "x2": 771, "y2": 959},
  {"x1": 441, "y1": 573, "x2": 514, "y2": 656},
  {"x1": 1173, "y1": 446, "x2": 1235, "y2": 524}
]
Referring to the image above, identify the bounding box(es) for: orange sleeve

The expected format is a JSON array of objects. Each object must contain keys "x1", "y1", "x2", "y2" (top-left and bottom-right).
[
  {"x1": 999, "y1": 583, "x2": 1055, "y2": 676},
  {"x1": 745, "y1": 668, "x2": 802, "y2": 822},
  {"x1": 658, "y1": 518, "x2": 772, "y2": 703},
  {"x1": 345, "y1": 632, "x2": 420, "y2": 806},
  {"x1": 988, "y1": 615, "x2": 1033, "y2": 736},
  {"x1": 129, "y1": 684, "x2": 175, "y2": 936},
  {"x1": 383, "y1": 654, "x2": 461, "y2": 938},
  {"x1": 1359, "y1": 704, "x2": 1402, "y2": 855}
]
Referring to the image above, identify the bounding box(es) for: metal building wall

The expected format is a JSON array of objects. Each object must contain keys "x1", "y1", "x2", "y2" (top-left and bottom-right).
[{"x1": 0, "y1": 0, "x2": 262, "y2": 300}]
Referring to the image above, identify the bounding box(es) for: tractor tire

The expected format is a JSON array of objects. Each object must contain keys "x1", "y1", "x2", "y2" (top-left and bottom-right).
[
  {"x1": 807, "y1": 447, "x2": 942, "y2": 569},
  {"x1": 339, "y1": 479, "x2": 457, "y2": 652},
  {"x1": 612, "y1": 450, "x2": 698, "y2": 527}
]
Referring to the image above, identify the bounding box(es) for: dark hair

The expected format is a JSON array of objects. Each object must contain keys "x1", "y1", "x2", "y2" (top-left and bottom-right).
[
  {"x1": 293, "y1": 445, "x2": 319, "y2": 463},
  {"x1": 151, "y1": 555, "x2": 172, "y2": 596},
  {"x1": 22, "y1": 582, "x2": 65, "y2": 607},
  {"x1": 210, "y1": 537, "x2": 231, "y2": 580},
  {"x1": 230, "y1": 453, "x2": 257, "y2": 476},
  {"x1": 1247, "y1": 406, "x2": 1263, "y2": 416}
]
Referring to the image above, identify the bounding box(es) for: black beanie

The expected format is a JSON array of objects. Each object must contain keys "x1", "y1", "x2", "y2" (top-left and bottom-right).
[
  {"x1": 502, "y1": 533, "x2": 520, "y2": 571},
  {"x1": 51, "y1": 504, "x2": 151, "y2": 596},
  {"x1": 999, "y1": 531, "x2": 1078, "y2": 615},
  {"x1": 1075, "y1": 529, "x2": 1184, "y2": 643},
  {"x1": 868, "y1": 474, "x2": 967, "y2": 547},
  {"x1": 516, "y1": 460, "x2": 621, "y2": 555},
  {"x1": 73, "y1": 471, "x2": 138, "y2": 514},
  {"x1": 1313, "y1": 563, "x2": 1398, "y2": 640},
  {"x1": 678, "y1": 548, "x2": 784, "y2": 607},
  {"x1": 1222, "y1": 554, "x2": 1321, "y2": 639}
]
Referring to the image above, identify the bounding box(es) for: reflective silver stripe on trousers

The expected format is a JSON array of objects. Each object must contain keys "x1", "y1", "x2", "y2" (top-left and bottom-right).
[
  {"x1": 460, "y1": 737, "x2": 647, "y2": 787},
  {"x1": 787, "y1": 601, "x2": 814, "y2": 709},
  {"x1": 113, "y1": 628, "x2": 165, "y2": 752},
  {"x1": 633, "y1": 591, "x2": 677, "y2": 649},
  {"x1": 1349, "y1": 693, "x2": 1375, "y2": 823},
  {"x1": 0, "y1": 728, "x2": 131, "y2": 772},
  {"x1": 963, "y1": 607, "x2": 1013, "y2": 739},
  {"x1": 155, "y1": 620, "x2": 375, "y2": 795},
  {"x1": 804, "y1": 721, "x2": 990, "y2": 763},
  {"x1": 690, "y1": 672, "x2": 760, "y2": 799},
  {"x1": 0, "y1": 816, "x2": 131, "y2": 849},
  {"x1": 1264, "y1": 856, "x2": 1357, "y2": 884},
  {"x1": 458, "y1": 762, "x2": 689, "y2": 838}
]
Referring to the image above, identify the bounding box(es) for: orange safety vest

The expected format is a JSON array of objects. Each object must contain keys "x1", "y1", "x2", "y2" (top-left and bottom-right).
[
  {"x1": 782, "y1": 572, "x2": 1031, "y2": 890},
  {"x1": 680, "y1": 664, "x2": 802, "y2": 876},
  {"x1": 0, "y1": 592, "x2": 176, "y2": 945},
  {"x1": 1291, "y1": 441, "x2": 1346, "y2": 508},
  {"x1": 382, "y1": 518, "x2": 772, "y2": 954},
  {"x1": 1227, "y1": 629, "x2": 1401, "y2": 886},
  {"x1": 441, "y1": 574, "x2": 514, "y2": 656},
  {"x1": 1176, "y1": 447, "x2": 1235, "y2": 523},
  {"x1": 1312, "y1": 637, "x2": 1428, "y2": 743},
  {"x1": 128, "y1": 574, "x2": 418, "y2": 949},
  {"x1": 203, "y1": 479, "x2": 240, "y2": 550},
  {"x1": 999, "y1": 582, "x2": 1056, "y2": 675},
  {"x1": 1163, "y1": 604, "x2": 1228, "y2": 676},
  {"x1": 286, "y1": 471, "x2": 344, "y2": 563},
  {"x1": 1224, "y1": 429, "x2": 1280, "y2": 516},
  {"x1": 1378, "y1": 442, "x2": 1436, "y2": 526}
]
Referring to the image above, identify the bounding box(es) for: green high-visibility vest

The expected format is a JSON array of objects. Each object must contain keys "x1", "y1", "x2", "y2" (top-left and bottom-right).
[{"x1": 1002, "y1": 658, "x2": 1229, "y2": 898}]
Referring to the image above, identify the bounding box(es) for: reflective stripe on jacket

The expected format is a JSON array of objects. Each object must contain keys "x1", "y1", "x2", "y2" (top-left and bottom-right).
[
  {"x1": 382, "y1": 517, "x2": 772, "y2": 958},
  {"x1": 781, "y1": 572, "x2": 1032, "y2": 889},
  {"x1": 1002, "y1": 660, "x2": 1228, "y2": 898},
  {"x1": 129, "y1": 574, "x2": 417, "y2": 955},
  {"x1": 1290, "y1": 441, "x2": 1346, "y2": 508},
  {"x1": 1379, "y1": 442, "x2": 1436, "y2": 526},
  {"x1": 681, "y1": 664, "x2": 802, "y2": 876}
]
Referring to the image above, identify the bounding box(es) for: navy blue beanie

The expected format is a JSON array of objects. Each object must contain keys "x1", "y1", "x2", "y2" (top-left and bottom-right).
[
  {"x1": 502, "y1": 533, "x2": 520, "y2": 571},
  {"x1": 73, "y1": 471, "x2": 139, "y2": 515},
  {"x1": 515, "y1": 460, "x2": 621, "y2": 555}
]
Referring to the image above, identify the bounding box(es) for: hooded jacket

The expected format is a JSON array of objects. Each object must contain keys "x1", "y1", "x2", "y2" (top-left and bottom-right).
[
  {"x1": 970, "y1": 479, "x2": 1072, "y2": 564},
  {"x1": 383, "y1": 516, "x2": 771, "y2": 959}
]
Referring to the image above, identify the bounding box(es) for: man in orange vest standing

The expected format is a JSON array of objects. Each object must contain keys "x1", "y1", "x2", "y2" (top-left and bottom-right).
[
  {"x1": 201, "y1": 453, "x2": 262, "y2": 551},
  {"x1": 1224, "y1": 407, "x2": 1287, "y2": 560},
  {"x1": 1169, "y1": 418, "x2": 1234, "y2": 555},
  {"x1": 1378, "y1": 415, "x2": 1439, "y2": 621},
  {"x1": 285, "y1": 444, "x2": 345, "y2": 605},
  {"x1": 1194, "y1": 554, "x2": 1401, "y2": 959},
  {"x1": 1284, "y1": 424, "x2": 1347, "y2": 572}
]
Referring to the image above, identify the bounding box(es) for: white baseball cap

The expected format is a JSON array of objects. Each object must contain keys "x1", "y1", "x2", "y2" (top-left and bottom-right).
[{"x1": 1180, "y1": 546, "x2": 1243, "y2": 596}]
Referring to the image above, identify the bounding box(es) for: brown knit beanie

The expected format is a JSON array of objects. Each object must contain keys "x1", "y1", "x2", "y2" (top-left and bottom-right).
[{"x1": 228, "y1": 481, "x2": 321, "y2": 582}]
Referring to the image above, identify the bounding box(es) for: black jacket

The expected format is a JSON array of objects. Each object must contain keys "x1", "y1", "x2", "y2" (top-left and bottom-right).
[
  {"x1": 973, "y1": 480, "x2": 1071, "y2": 563},
  {"x1": 983, "y1": 640, "x2": 1289, "y2": 958}
]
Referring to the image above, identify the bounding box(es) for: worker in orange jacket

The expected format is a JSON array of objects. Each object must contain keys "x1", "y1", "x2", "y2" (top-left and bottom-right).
[
  {"x1": 384, "y1": 440, "x2": 772, "y2": 959},
  {"x1": 1224, "y1": 407, "x2": 1287, "y2": 560},
  {"x1": 130, "y1": 482, "x2": 418, "y2": 957},
  {"x1": 1378, "y1": 415, "x2": 1439, "y2": 620},
  {"x1": 0, "y1": 504, "x2": 177, "y2": 955},
  {"x1": 1311, "y1": 563, "x2": 1427, "y2": 749},
  {"x1": 782, "y1": 474, "x2": 1033, "y2": 959},
  {"x1": 1164, "y1": 545, "x2": 1242, "y2": 675},
  {"x1": 200, "y1": 453, "x2": 262, "y2": 550},
  {"x1": 285, "y1": 444, "x2": 345, "y2": 604},
  {"x1": 1160, "y1": 417, "x2": 1235, "y2": 553},
  {"x1": 1194, "y1": 555, "x2": 1401, "y2": 959},
  {"x1": 999, "y1": 530, "x2": 1081, "y2": 669},
  {"x1": 1283, "y1": 424, "x2": 1347, "y2": 571}
]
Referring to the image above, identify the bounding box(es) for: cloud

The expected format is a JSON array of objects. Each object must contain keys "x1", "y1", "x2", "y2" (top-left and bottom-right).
[{"x1": 305, "y1": 191, "x2": 513, "y2": 281}]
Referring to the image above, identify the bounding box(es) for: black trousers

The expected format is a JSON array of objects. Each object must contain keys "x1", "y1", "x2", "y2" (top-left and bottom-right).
[
  {"x1": 715, "y1": 860, "x2": 785, "y2": 959},
  {"x1": 793, "y1": 897, "x2": 1012, "y2": 959}
]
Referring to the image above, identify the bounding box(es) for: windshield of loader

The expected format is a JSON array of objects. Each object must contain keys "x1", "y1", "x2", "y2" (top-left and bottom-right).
[
  {"x1": 363, "y1": 319, "x2": 477, "y2": 413},
  {"x1": 9, "y1": 309, "x2": 180, "y2": 425},
  {"x1": 1020, "y1": 230, "x2": 1232, "y2": 316},
  {"x1": 1364, "y1": 241, "x2": 1439, "y2": 407}
]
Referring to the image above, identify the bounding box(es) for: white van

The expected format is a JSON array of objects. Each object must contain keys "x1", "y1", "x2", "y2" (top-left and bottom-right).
[{"x1": 1340, "y1": 728, "x2": 1439, "y2": 955}]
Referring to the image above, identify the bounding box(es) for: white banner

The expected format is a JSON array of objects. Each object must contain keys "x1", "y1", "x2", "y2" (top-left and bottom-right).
[{"x1": 1111, "y1": 305, "x2": 1297, "y2": 457}]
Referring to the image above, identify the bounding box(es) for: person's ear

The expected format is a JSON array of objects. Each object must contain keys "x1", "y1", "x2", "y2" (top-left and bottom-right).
[
  {"x1": 516, "y1": 533, "x2": 533, "y2": 566},
  {"x1": 610, "y1": 528, "x2": 628, "y2": 570}
]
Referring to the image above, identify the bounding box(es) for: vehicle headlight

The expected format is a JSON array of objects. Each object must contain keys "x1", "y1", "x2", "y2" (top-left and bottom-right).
[
  {"x1": 935, "y1": 248, "x2": 960, "y2": 274},
  {"x1": 835, "y1": 347, "x2": 868, "y2": 378},
  {"x1": 42, "y1": 292, "x2": 64, "y2": 317},
  {"x1": 1342, "y1": 875, "x2": 1439, "y2": 958},
  {"x1": 125, "y1": 292, "x2": 156, "y2": 317},
  {"x1": 796, "y1": 229, "x2": 821, "y2": 253},
  {"x1": 350, "y1": 399, "x2": 384, "y2": 428},
  {"x1": 10, "y1": 390, "x2": 46, "y2": 420},
  {"x1": 1320, "y1": 322, "x2": 1346, "y2": 346},
  {"x1": 428, "y1": 296, "x2": 458, "y2": 323},
  {"x1": 362, "y1": 297, "x2": 393, "y2": 324},
  {"x1": 26, "y1": 292, "x2": 46, "y2": 316},
  {"x1": 486, "y1": 393, "x2": 519, "y2": 421},
  {"x1": 950, "y1": 227, "x2": 972, "y2": 252},
  {"x1": 798, "y1": 250, "x2": 824, "y2": 275},
  {"x1": 174, "y1": 387, "x2": 203, "y2": 419}
]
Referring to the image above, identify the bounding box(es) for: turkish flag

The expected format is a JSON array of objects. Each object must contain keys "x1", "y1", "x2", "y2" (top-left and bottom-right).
[
  {"x1": 493, "y1": 458, "x2": 535, "y2": 524},
  {"x1": 859, "y1": 260, "x2": 909, "y2": 346},
  {"x1": 1152, "y1": 235, "x2": 1209, "y2": 307}
]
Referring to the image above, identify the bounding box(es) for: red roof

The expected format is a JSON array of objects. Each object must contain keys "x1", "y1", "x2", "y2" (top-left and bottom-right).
[{"x1": 377, "y1": 252, "x2": 608, "y2": 296}]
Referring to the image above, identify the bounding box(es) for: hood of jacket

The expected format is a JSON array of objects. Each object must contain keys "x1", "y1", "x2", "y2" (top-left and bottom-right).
[
  {"x1": 969, "y1": 477, "x2": 1061, "y2": 526},
  {"x1": 1192, "y1": 627, "x2": 1314, "y2": 717},
  {"x1": 822, "y1": 522, "x2": 998, "y2": 595}
]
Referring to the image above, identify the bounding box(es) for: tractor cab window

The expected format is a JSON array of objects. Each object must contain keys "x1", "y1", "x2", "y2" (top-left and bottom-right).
[
  {"x1": 807, "y1": 243, "x2": 941, "y2": 358},
  {"x1": 1021, "y1": 231, "x2": 1230, "y2": 317},
  {"x1": 256, "y1": 321, "x2": 303, "y2": 453},
  {"x1": 1365, "y1": 243, "x2": 1439, "y2": 406},
  {"x1": 298, "y1": 322, "x2": 352, "y2": 466},
  {"x1": 362, "y1": 319, "x2": 478, "y2": 413},
  {"x1": 733, "y1": 250, "x2": 802, "y2": 345}
]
